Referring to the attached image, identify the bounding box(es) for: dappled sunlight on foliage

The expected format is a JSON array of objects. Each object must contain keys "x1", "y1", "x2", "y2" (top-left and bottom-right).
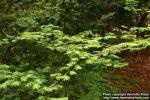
[{"x1": 0, "y1": 0, "x2": 150, "y2": 100}]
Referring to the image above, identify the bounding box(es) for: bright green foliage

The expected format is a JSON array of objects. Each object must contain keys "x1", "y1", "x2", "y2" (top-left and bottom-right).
[
  {"x1": 0, "y1": 24, "x2": 150, "y2": 99},
  {"x1": 130, "y1": 26, "x2": 150, "y2": 35},
  {"x1": 0, "y1": 24, "x2": 124, "y2": 99},
  {"x1": 0, "y1": 25, "x2": 117, "y2": 100},
  {"x1": 0, "y1": 0, "x2": 150, "y2": 100}
]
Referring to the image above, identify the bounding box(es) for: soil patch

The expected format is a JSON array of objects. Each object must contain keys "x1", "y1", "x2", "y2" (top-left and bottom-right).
[{"x1": 112, "y1": 48, "x2": 150, "y2": 92}]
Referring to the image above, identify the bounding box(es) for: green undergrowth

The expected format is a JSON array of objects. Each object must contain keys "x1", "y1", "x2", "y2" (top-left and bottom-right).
[{"x1": 0, "y1": 24, "x2": 150, "y2": 99}]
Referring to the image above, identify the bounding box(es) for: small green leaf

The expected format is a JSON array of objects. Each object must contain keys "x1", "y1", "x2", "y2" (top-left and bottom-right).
[
  {"x1": 63, "y1": 75, "x2": 70, "y2": 81},
  {"x1": 74, "y1": 65, "x2": 82, "y2": 70},
  {"x1": 69, "y1": 71, "x2": 77, "y2": 75}
]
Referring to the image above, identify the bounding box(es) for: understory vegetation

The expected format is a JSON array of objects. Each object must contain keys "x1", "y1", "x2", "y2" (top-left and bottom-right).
[{"x1": 0, "y1": 0, "x2": 150, "y2": 100}]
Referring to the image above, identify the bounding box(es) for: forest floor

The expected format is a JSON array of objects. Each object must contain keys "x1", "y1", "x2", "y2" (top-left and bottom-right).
[{"x1": 111, "y1": 48, "x2": 150, "y2": 92}]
